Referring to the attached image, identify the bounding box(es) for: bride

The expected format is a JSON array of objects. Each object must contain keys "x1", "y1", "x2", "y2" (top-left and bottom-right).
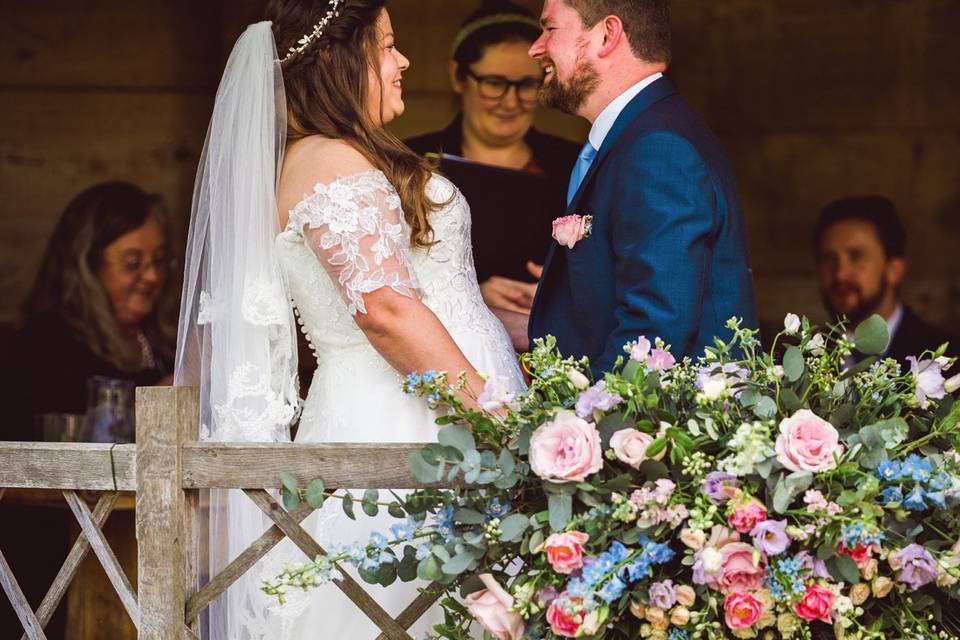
[{"x1": 174, "y1": 0, "x2": 525, "y2": 639}]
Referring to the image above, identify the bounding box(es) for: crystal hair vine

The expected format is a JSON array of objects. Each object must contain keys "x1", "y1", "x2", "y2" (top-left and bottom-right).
[{"x1": 277, "y1": 0, "x2": 344, "y2": 64}]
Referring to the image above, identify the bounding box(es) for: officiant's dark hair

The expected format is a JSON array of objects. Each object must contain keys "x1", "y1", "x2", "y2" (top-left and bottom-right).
[
  {"x1": 814, "y1": 196, "x2": 907, "y2": 259},
  {"x1": 451, "y1": 1, "x2": 541, "y2": 82},
  {"x1": 564, "y1": 0, "x2": 671, "y2": 64},
  {"x1": 268, "y1": 0, "x2": 442, "y2": 248}
]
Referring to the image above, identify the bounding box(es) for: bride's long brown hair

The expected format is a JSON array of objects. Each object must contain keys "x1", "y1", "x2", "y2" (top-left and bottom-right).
[{"x1": 268, "y1": 0, "x2": 441, "y2": 247}]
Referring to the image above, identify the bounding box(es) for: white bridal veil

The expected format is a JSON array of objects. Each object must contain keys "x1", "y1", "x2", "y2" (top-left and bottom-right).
[{"x1": 174, "y1": 21, "x2": 301, "y2": 640}]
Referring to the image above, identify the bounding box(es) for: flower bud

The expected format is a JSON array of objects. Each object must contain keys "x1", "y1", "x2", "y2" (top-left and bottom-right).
[
  {"x1": 872, "y1": 576, "x2": 893, "y2": 599},
  {"x1": 567, "y1": 369, "x2": 590, "y2": 390},
  {"x1": 645, "y1": 606, "x2": 668, "y2": 630},
  {"x1": 675, "y1": 584, "x2": 697, "y2": 607},
  {"x1": 849, "y1": 583, "x2": 870, "y2": 606},
  {"x1": 670, "y1": 606, "x2": 691, "y2": 626},
  {"x1": 630, "y1": 600, "x2": 647, "y2": 620},
  {"x1": 784, "y1": 313, "x2": 801, "y2": 335},
  {"x1": 860, "y1": 558, "x2": 878, "y2": 580},
  {"x1": 680, "y1": 528, "x2": 706, "y2": 550}
]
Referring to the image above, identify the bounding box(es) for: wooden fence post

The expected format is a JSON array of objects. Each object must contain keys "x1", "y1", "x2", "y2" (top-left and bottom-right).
[{"x1": 136, "y1": 386, "x2": 199, "y2": 639}]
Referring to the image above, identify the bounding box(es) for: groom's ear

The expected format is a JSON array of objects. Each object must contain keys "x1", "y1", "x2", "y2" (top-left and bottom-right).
[{"x1": 596, "y1": 15, "x2": 626, "y2": 58}]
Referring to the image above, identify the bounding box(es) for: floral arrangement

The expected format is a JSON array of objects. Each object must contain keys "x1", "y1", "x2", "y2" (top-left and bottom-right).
[{"x1": 264, "y1": 314, "x2": 960, "y2": 640}]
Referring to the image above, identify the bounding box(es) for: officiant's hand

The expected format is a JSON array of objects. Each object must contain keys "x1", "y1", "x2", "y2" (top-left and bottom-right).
[{"x1": 479, "y1": 262, "x2": 543, "y2": 313}]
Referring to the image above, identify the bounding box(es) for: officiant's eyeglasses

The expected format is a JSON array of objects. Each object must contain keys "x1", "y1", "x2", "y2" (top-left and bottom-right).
[{"x1": 465, "y1": 69, "x2": 542, "y2": 102}]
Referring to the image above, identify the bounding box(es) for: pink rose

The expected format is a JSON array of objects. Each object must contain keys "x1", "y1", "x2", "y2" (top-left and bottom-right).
[
  {"x1": 464, "y1": 574, "x2": 525, "y2": 640},
  {"x1": 546, "y1": 596, "x2": 586, "y2": 638},
  {"x1": 716, "y1": 542, "x2": 767, "y2": 594},
  {"x1": 609, "y1": 428, "x2": 665, "y2": 469},
  {"x1": 728, "y1": 499, "x2": 768, "y2": 534},
  {"x1": 775, "y1": 409, "x2": 842, "y2": 472},
  {"x1": 552, "y1": 214, "x2": 592, "y2": 249},
  {"x1": 723, "y1": 591, "x2": 763, "y2": 629},
  {"x1": 793, "y1": 584, "x2": 835, "y2": 623},
  {"x1": 529, "y1": 411, "x2": 603, "y2": 482},
  {"x1": 542, "y1": 531, "x2": 590, "y2": 574}
]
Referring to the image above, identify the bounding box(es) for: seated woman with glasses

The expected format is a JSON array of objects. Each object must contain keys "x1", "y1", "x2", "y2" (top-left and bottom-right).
[
  {"x1": 3, "y1": 181, "x2": 176, "y2": 440},
  {"x1": 406, "y1": 0, "x2": 581, "y2": 313}
]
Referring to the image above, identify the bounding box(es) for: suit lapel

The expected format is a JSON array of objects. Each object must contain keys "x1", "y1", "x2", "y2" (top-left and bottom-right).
[
  {"x1": 566, "y1": 76, "x2": 677, "y2": 214},
  {"x1": 534, "y1": 76, "x2": 678, "y2": 302}
]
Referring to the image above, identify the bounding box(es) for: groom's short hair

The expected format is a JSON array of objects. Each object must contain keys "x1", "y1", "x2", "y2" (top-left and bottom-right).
[{"x1": 564, "y1": 0, "x2": 671, "y2": 64}]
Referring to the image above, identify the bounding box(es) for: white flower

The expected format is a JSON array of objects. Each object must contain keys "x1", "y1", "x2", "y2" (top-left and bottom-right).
[
  {"x1": 567, "y1": 369, "x2": 590, "y2": 390},
  {"x1": 767, "y1": 365, "x2": 785, "y2": 381},
  {"x1": 784, "y1": 313, "x2": 801, "y2": 335},
  {"x1": 700, "y1": 547, "x2": 723, "y2": 573},
  {"x1": 832, "y1": 595, "x2": 854, "y2": 616},
  {"x1": 946, "y1": 372, "x2": 960, "y2": 394},
  {"x1": 701, "y1": 377, "x2": 728, "y2": 401},
  {"x1": 806, "y1": 333, "x2": 826, "y2": 356}
]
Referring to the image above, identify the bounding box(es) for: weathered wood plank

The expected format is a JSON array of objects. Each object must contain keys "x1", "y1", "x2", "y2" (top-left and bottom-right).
[
  {"x1": 185, "y1": 500, "x2": 314, "y2": 624},
  {"x1": 0, "y1": 546, "x2": 47, "y2": 639},
  {"x1": 0, "y1": 443, "x2": 136, "y2": 490},
  {"x1": 21, "y1": 492, "x2": 119, "y2": 640},
  {"x1": 135, "y1": 385, "x2": 198, "y2": 640},
  {"x1": 63, "y1": 491, "x2": 140, "y2": 624},
  {"x1": 182, "y1": 442, "x2": 445, "y2": 489},
  {"x1": 243, "y1": 489, "x2": 413, "y2": 640}
]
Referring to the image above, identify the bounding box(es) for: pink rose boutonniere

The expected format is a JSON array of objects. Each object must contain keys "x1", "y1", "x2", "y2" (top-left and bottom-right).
[{"x1": 552, "y1": 214, "x2": 593, "y2": 249}]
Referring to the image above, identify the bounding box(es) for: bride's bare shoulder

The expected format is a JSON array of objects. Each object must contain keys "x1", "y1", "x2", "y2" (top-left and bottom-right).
[{"x1": 277, "y1": 137, "x2": 377, "y2": 220}]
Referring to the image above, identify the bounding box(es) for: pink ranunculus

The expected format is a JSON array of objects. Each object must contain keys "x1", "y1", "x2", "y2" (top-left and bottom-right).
[
  {"x1": 609, "y1": 428, "x2": 665, "y2": 469},
  {"x1": 463, "y1": 574, "x2": 525, "y2": 640},
  {"x1": 723, "y1": 591, "x2": 763, "y2": 630},
  {"x1": 728, "y1": 499, "x2": 768, "y2": 534},
  {"x1": 552, "y1": 214, "x2": 591, "y2": 249},
  {"x1": 793, "y1": 584, "x2": 835, "y2": 623},
  {"x1": 529, "y1": 411, "x2": 603, "y2": 482},
  {"x1": 542, "y1": 531, "x2": 590, "y2": 574},
  {"x1": 775, "y1": 409, "x2": 842, "y2": 473},
  {"x1": 546, "y1": 596, "x2": 585, "y2": 638},
  {"x1": 715, "y1": 542, "x2": 767, "y2": 594},
  {"x1": 838, "y1": 543, "x2": 873, "y2": 568}
]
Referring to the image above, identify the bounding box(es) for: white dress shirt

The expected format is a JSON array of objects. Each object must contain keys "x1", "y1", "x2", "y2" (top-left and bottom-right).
[{"x1": 587, "y1": 72, "x2": 664, "y2": 151}]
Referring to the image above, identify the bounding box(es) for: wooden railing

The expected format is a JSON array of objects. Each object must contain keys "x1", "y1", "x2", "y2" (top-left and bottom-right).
[{"x1": 1, "y1": 386, "x2": 446, "y2": 640}]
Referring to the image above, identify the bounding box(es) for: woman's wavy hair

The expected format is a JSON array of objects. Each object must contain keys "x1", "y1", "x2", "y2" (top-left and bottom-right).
[
  {"x1": 22, "y1": 181, "x2": 176, "y2": 372},
  {"x1": 268, "y1": 0, "x2": 442, "y2": 247}
]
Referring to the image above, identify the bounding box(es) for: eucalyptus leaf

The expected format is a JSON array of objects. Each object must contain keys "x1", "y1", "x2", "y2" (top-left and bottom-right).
[
  {"x1": 282, "y1": 486, "x2": 300, "y2": 511},
  {"x1": 827, "y1": 555, "x2": 860, "y2": 584},
  {"x1": 528, "y1": 528, "x2": 545, "y2": 552},
  {"x1": 780, "y1": 388, "x2": 804, "y2": 412},
  {"x1": 342, "y1": 492, "x2": 356, "y2": 520},
  {"x1": 388, "y1": 502, "x2": 406, "y2": 519},
  {"x1": 754, "y1": 396, "x2": 777, "y2": 419},
  {"x1": 279, "y1": 472, "x2": 299, "y2": 495},
  {"x1": 454, "y1": 508, "x2": 486, "y2": 525},
  {"x1": 738, "y1": 388, "x2": 761, "y2": 409},
  {"x1": 438, "y1": 425, "x2": 476, "y2": 453},
  {"x1": 785, "y1": 470, "x2": 813, "y2": 494},
  {"x1": 408, "y1": 450, "x2": 441, "y2": 483},
  {"x1": 362, "y1": 489, "x2": 379, "y2": 517},
  {"x1": 441, "y1": 552, "x2": 475, "y2": 576},
  {"x1": 498, "y1": 449, "x2": 515, "y2": 476},
  {"x1": 853, "y1": 314, "x2": 890, "y2": 355},
  {"x1": 548, "y1": 493, "x2": 572, "y2": 531},
  {"x1": 500, "y1": 513, "x2": 529, "y2": 542},
  {"x1": 305, "y1": 479, "x2": 326, "y2": 509},
  {"x1": 772, "y1": 481, "x2": 792, "y2": 514},
  {"x1": 783, "y1": 345, "x2": 805, "y2": 382},
  {"x1": 417, "y1": 555, "x2": 443, "y2": 581}
]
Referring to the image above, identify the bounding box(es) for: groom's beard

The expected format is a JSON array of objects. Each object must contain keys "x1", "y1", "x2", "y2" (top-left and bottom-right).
[
  {"x1": 539, "y1": 55, "x2": 599, "y2": 115},
  {"x1": 822, "y1": 278, "x2": 889, "y2": 326}
]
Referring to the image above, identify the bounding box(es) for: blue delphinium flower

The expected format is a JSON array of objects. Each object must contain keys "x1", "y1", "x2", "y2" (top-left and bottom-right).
[
  {"x1": 903, "y1": 486, "x2": 928, "y2": 511},
  {"x1": 422, "y1": 370, "x2": 438, "y2": 382},
  {"x1": 389, "y1": 520, "x2": 417, "y2": 542},
  {"x1": 598, "y1": 576, "x2": 626, "y2": 603},
  {"x1": 668, "y1": 629, "x2": 689, "y2": 640},
  {"x1": 415, "y1": 544, "x2": 431, "y2": 561},
  {"x1": 369, "y1": 532, "x2": 389, "y2": 550},
  {"x1": 344, "y1": 543, "x2": 366, "y2": 565},
  {"x1": 927, "y1": 472, "x2": 952, "y2": 491},
  {"x1": 875, "y1": 460, "x2": 902, "y2": 482},
  {"x1": 433, "y1": 506, "x2": 457, "y2": 540},
  {"x1": 901, "y1": 454, "x2": 933, "y2": 482},
  {"x1": 607, "y1": 541, "x2": 629, "y2": 563},
  {"x1": 924, "y1": 489, "x2": 947, "y2": 509},
  {"x1": 484, "y1": 498, "x2": 511, "y2": 520},
  {"x1": 880, "y1": 486, "x2": 903, "y2": 504}
]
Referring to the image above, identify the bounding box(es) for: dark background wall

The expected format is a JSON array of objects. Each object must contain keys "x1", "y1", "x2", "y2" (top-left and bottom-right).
[{"x1": 2, "y1": 0, "x2": 958, "y2": 335}]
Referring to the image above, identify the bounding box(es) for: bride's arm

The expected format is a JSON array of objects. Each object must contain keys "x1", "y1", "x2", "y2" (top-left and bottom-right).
[{"x1": 356, "y1": 290, "x2": 486, "y2": 406}]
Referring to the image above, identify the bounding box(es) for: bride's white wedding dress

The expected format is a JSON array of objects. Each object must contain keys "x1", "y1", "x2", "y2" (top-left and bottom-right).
[{"x1": 265, "y1": 169, "x2": 524, "y2": 639}]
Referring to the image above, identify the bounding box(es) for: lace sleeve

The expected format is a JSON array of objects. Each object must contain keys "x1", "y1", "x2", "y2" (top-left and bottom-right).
[{"x1": 286, "y1": 170, "x2": 421, "y2": 315}]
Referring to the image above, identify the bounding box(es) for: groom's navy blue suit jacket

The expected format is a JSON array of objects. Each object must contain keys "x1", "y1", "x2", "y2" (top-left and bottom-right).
[{"x1": 529, "y1": 77, "x2": 758, "y2": 376}]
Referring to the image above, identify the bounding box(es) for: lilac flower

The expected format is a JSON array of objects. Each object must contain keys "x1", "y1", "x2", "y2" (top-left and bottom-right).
[
  {"x1": 702, "y1": 471, "x2": 739, "y2": 502},
  {"x1": 751, "y1": 519, "x2": 791, "y2": 555},
  {"x1": 648, "y1": 579, "x2": 678, "y2": 609},
  {"x1": 574, "y1": 381, "x2": 623, "y2": 419},
  {"x1": 477, "y1": 375, "x2": 517, "y2": 412},
  {"x1": 908, "y1": 356, "x2": 951, "y2": 409},
  {"x1": 627, "y1": 336, "x2": 652, "y2": 362},
  {"x1": 889, "y1": 544, "x2": 939, "y2": 591},
  {"x1": 794, "y1": 551, "x2": 830, "y2": 579}
]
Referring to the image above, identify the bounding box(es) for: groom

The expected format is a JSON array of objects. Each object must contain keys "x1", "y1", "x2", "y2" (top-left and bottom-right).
[{"x1": 525, "y1": 0, "x2": 758, "y2": 375}]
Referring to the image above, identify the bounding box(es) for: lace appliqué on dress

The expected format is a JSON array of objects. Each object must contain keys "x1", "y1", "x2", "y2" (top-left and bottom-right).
[{"x1": 287, "y1": 171, "x2": 421, "y2": 316}]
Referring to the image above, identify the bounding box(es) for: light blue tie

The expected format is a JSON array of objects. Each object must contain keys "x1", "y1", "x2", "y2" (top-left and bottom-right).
[{"x1": 566, "y1": 142, "x2": 598, "y2": 206}]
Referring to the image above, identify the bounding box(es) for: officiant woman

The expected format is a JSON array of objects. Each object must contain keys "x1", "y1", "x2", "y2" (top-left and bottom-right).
[
  {"x1": 2, "y1": 181, "x2": 176, "y2": 441},
  {"x1": 406, "y1": 0, "x2": 579, "y2": 314}
]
